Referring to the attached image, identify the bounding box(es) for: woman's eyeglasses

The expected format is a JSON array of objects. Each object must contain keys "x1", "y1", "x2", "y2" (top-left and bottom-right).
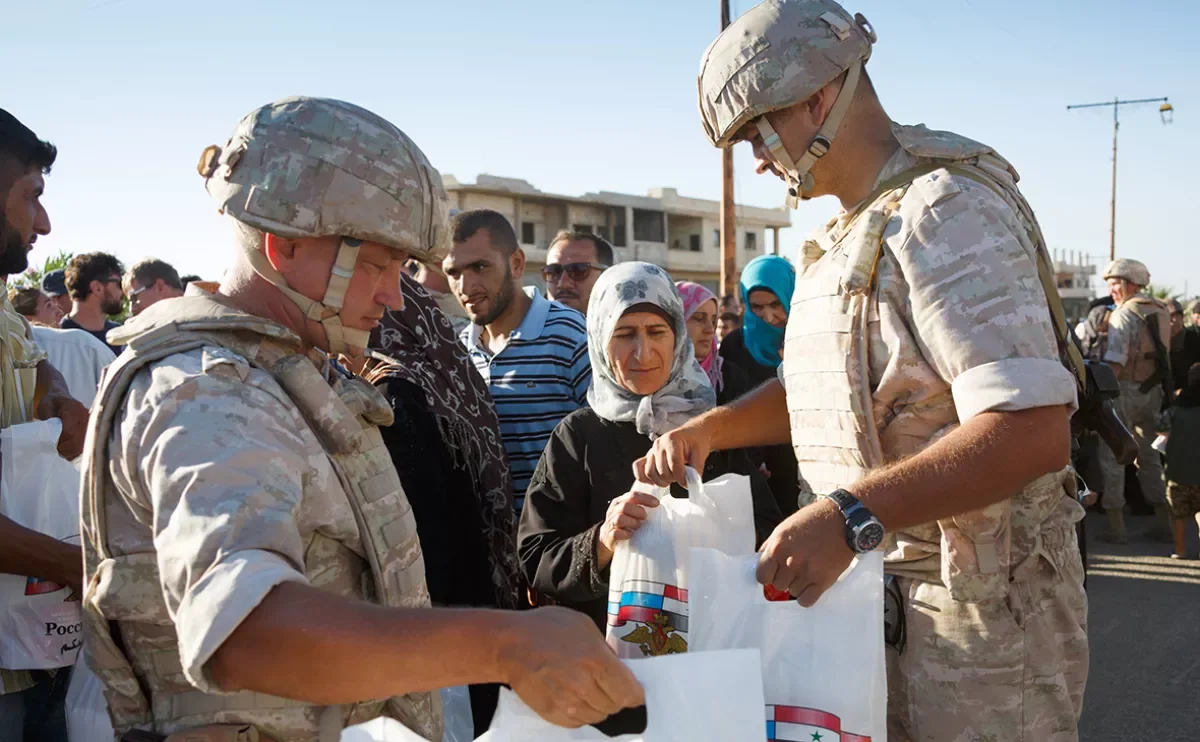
[{"x1": 541, "y1": 262, "x2": 607, "y2": 283}]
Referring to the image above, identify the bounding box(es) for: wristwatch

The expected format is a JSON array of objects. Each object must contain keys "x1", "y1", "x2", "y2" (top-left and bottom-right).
[{"x1": 822, "y1": 489, "x2": 886, "y2": 553}]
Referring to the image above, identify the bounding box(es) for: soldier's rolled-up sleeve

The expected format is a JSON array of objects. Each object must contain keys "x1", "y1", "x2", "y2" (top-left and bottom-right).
[
  {"x1": 132, "y1": 368, "x2": 316, "y2": 692},
  {"x1": 895, "y1": 184, "x2": 1077, "y2": 423}
]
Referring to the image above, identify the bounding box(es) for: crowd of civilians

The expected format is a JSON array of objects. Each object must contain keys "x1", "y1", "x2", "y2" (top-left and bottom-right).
[{"x1": 2, "y1": 195, "x2": 800, "y2": 737}]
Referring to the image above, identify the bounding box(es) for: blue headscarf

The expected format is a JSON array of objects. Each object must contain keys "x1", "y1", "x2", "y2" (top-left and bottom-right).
[{"x1": 739, "y1": 255, "x2": 796, "y2": 368}]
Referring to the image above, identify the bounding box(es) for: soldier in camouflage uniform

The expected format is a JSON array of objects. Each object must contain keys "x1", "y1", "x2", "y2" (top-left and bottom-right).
[
  {"x1": 78, "y1": 97, "x2": 642, "y2": 742},
  {"x1": 1091, "y1": 258, "x2": 1172, "y2": 543},
  {"x1": 636, "y1": 2, "x2": 1088, "y2": 740}
]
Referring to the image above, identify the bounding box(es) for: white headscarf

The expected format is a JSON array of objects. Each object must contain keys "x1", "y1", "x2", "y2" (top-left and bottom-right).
[{"x1": 586, "y1": 262, "x2": 716, "y2": 438}]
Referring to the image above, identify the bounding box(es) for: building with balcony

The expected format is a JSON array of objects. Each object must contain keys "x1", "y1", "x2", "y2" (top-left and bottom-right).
[
  {"x1": 1052, "y1": 251, "x2": 1100, "y2": 324},
  {"x1": 442, "y1": 174, "x2": 792, "y2": 294}
]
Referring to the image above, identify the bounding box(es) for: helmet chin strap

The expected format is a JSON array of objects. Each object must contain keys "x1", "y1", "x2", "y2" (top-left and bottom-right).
[
  {"x1": 755, "y1": 60, "x2": 864, "y2": 209},
  {"x1": 242, "y1": 236, "x2": 371, "y2": 356}
]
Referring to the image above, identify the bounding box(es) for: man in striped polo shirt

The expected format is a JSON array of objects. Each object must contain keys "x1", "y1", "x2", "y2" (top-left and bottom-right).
[{"x1": 444, "y1": 210, "x2": 591, "y2": 513}]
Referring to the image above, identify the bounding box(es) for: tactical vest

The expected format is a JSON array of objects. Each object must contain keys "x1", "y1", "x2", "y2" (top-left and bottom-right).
[
  {"x1": 1118, "y1": 296, "x2": 1171, "y2": 387},
  {"x1": 79, "y1": 294, "x2": 440, "y2": 741},
  {"x1": 782, "y1": 124, "x2": 1081, "y2": 602}
]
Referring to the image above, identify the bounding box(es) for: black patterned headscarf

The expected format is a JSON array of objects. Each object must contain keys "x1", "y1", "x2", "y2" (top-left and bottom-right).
[{"x1": 365, "y1": 274, "x2": 522, "y2": 609}]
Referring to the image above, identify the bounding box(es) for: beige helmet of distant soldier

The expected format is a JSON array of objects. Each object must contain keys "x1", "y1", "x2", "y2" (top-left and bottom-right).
[
  {"x1": 698, "y1": 0, "x2": 876, "y2": 207},
  {"x1": 1103, "y1": 258, "x2": 1150, "y2": 288},
  {"x1": 197, "y1": 96, "x2": 449, "y2": 355}
]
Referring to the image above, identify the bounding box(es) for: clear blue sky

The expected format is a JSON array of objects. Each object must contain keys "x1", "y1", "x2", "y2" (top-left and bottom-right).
[{"x1": 7, "y1": 0, "x2": 1198, "y2": 298}]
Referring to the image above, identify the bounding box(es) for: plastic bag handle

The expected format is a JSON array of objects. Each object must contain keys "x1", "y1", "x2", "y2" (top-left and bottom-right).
[{"x1": 685, "y1": 466, "x2": 718, "y2": 511}]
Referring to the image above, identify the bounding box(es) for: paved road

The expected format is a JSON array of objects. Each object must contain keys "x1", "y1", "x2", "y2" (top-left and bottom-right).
[{"x1": 1079, "y1": 510, "x2": 1200, "y2": 741}]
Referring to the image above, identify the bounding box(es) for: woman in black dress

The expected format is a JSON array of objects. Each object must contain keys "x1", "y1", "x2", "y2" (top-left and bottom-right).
[{"x1": 518, "y1": 263, "x2": 782, "y2": 632}]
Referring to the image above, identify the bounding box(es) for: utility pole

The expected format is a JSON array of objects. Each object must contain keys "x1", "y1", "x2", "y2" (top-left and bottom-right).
[
  {"x1": 719, "y1": 0, "x2": 737, "y2": 301},
  {"x1": 1067, "y1": 96, "x2": 1173, "y2": 263}
]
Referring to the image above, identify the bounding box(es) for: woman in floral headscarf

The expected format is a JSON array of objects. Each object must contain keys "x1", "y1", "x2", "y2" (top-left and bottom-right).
[
  {"x1": 518, "y1": 262, "x2": 781, "y2": 631},
  {"x1": 675, "y1": 281, "x2": 754, "y2": 405}
]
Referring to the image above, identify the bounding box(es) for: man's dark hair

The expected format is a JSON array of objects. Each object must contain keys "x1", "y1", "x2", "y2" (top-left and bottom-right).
[
  {"x1": 7, "y1": 287, "x2": 42, "y2": 317},
  {"x1": 179, "y1": 274, "x2": 202, "y2": 288},
  {"x1": 0, "y1": 109, "x2": 57, "y2": 178},
  {"x1": 449, "y1": 209, "x2": 520, "y2": 256},
  {"x1": 548, "y1": 229, "x2": 614, "y2": 267},
  {"x1": 127, "y1": 258, "x2": 183, "y2": 291},
  {"x1": 66, "y1": 252, "x2": 125, "y2": 301}
]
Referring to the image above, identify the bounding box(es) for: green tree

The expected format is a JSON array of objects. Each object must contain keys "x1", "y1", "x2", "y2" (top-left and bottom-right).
[
  {"x1": 1145, "y1": 283, "x2": 1181, "y2": 301},
  {"x1": 10, "y1": 250, "x2": 73, "y2": 289}
]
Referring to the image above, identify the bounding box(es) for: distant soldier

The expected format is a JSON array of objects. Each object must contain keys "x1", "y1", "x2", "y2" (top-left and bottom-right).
[
  {"x1": 79, "y1": 97, "x2": 642, "y2": 742},
  {"x1": 638, "y1": 1, "x2": 1088, "y2": 739},
  {"x1": 1093, "y1": 258, "x2": 1172, "y2": 543}
]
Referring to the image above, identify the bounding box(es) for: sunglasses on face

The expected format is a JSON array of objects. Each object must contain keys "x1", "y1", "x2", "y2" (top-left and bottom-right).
[{"x1": 541, "y1": 262, "x2": 607, "y2": 283}]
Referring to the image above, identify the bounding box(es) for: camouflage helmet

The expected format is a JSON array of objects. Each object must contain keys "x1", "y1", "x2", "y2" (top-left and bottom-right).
[
  {"x1": 1103, "y1": 258, "x2": 1150, "y2": 287},
  {"x1": 698, "y1": 0, "x2": 876, "y2": 206},
  {"x1": 198, "y1": 97, "x2": 449, "y2": 355}
]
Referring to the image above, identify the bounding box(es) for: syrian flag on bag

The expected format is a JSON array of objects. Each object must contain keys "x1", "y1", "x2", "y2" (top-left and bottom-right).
[
  {"x1": 606, "y1": 580, "x2": 689, "y2": 656},
  {"x1": 766, "y1": 705, "x2": 872, "y2": 742}
]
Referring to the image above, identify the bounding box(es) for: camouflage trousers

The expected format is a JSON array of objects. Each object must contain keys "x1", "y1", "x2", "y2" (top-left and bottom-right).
[
  {"x1": 886, "y1": 554, "x2": 1088, "y2": 742},
  {"x1": 1097, "y1": 384, "x2": 1166, "y2": 510},
  {"x1": 1166, "y1": 481, "x2": 1200, "y2": 519}
]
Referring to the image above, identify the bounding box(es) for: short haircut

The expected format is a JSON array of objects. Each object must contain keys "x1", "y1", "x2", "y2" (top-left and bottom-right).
[
  {"x1": 7, "y1": 287, "x2": 42, "y2": 317},
  {"x1": 65, "y1": 252, "x2": 125, "y2": 301},
  {"x1": 0, "y1": 109, "x2": 57, "y2": 177},
  {"x1": 719, "y1": 311, "x2": 741, "y2": 322},
  {"x1": 127, "y1": 258, "x2": 183, "y2": 292},
  {"x1": 549, "y1": 229, "x2": 614, "y2": 267},
  {"x1": 449, "y1": 209, "x2": 519, "y2": 257},
  {"x1": 179, "y1": 274, "x2": 202, "y2": 288}
]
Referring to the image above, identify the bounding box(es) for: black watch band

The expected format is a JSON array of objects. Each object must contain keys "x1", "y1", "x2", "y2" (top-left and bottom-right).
[{"x1": 822, "y1": 489, "x2": 886, "y2": 554}]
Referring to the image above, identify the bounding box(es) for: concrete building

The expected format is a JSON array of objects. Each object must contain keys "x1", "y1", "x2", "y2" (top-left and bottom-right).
[
  {"x1": 442, "y1": 174, "x2": 792, "y2": 294},
  {"x1": 1052, "y1": 250, "x2": 1100, "y2": 324}
]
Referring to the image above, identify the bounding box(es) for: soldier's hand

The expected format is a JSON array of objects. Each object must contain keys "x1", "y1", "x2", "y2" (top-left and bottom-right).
[
  {"x1": 499, "y1": 607, "x2": 644, "y2": 728},
  {"x1": 633, "y1": 425, "x2": 712, "y2": 488},
  {"x1": 756, "y1": 498, "x2": 854, "y2": 608}
]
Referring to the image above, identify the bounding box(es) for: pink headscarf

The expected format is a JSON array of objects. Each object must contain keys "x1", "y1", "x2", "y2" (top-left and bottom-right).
[{"x1": 675, "y1": 281, "x2": 723, "y2": 392}]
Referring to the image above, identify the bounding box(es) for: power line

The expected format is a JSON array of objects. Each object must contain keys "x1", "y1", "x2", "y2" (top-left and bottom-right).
[{"x1": 1066, "y1": 96, "x2": 1174, "y2": 262}]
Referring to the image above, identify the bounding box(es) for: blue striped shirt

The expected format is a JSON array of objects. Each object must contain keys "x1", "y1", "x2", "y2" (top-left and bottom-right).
[{"x1": 462, "y1": 290, "x2": 591, "y2": 512}]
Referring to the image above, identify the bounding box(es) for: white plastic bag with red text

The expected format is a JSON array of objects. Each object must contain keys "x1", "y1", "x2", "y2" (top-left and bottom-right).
[
  {"x1": 605, "y1": 468, "x2": 753, "y2": 659},
  {"x1": 689, "y1": 548, "x2": 886, "y2": 742},
  {"x1": 0, "y1": 419, "x2": 84, "y2": 670},
  {"x1": 478, "y1": 648, "x2": 766, "y2": 742}
]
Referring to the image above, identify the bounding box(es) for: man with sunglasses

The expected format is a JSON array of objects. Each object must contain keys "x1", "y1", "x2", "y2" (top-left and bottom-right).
[
  {"x1": 123, "y1": 257, "x2": 184, "y2": 316},
  {"x1": 61, "y1": 251, "x2": 124, "y2": 355},
  {"x1": 542, "y1": 230, "x2": 612, "y2": 316}
]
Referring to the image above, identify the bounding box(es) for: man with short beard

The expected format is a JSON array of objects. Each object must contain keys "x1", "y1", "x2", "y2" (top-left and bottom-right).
[
  {"x1": 444, "y1": 209, "x2": 591, "y2": 513},
  {"x1": 61, "y1": 252, "x2": 124, "y2": 355},
  {"x1": 0, "y1": 107, "x2": 91, "y2": 742}
]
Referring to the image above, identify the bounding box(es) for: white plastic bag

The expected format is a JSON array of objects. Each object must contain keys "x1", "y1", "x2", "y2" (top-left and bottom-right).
[
  {"x1": 0, "y1": 419, "x2": 84, "y2": 670},
  {"x1": 689, "y1": 549, "x2": 886, "y2": 742},
  {"x1": 66, "y1": 654, "x2": 115, "y2": 742},
  {"x1": 605, "y1": 468, "x2": 753, "y2": 659},
  {"x1": 479, "y1": 648, "x2": 766, "y2": 742},
  {"x1": 440, "y1": 685, "x2": 473, "y2": 742},
  {"x1": 342, "y1": 717, "x2": 430, "y2": 742}
]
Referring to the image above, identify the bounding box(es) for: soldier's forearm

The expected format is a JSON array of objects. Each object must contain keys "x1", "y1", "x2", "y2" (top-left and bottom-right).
[
  {"x1": 846, "y1": 404, "x2": 1072, "y2": 531},
  {"x1": 206, "y1": 581, "x2": 519, "y2": 703},
  {"x1": 698, "y1": 377, "x2": 792, "y2": 451}
]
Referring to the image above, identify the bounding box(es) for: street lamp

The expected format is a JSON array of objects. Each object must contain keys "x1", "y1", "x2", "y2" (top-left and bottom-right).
[{"x1": 1066, "y1": 96, "x2": 1174, "y2": 262}]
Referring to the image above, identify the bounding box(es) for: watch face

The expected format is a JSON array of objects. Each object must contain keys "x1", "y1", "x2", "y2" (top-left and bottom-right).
[{"x1": 854, "y1": 521, "x2": 885, "y2": 552}]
